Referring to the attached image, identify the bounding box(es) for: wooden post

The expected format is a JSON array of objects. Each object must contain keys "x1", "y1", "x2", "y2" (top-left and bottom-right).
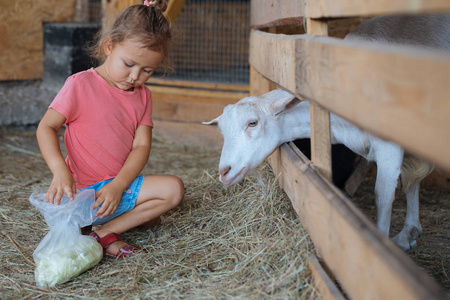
[
  {"x1": 250, "y1": 65, "x2": 274, "y2": 96},
  {"x1": 75, "y1": 0, "x2": 90, "y2": 22},
  {"x1": 304, "y1": 17, "x2": 337, "y2": 293},
  {"x1": 165, "y1": 0, "x2": 186, "y2": 23},
  {"x1": 306, "y1": 18, "x2": 332, "y2": 181}
]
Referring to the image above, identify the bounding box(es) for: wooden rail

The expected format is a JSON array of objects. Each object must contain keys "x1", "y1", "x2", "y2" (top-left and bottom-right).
[
  {"x1": 267, "y1": 142, "x2": 446, "y2": 300},
  {"x1": 250, "y1": 0, "x2": 450, "y2": 299},
  {"x1": 251, "y1": 0, "x2": 450, "y2": 27},
  {"x1": 148, "y1": 77, "x2": 249, "y2": 92}
]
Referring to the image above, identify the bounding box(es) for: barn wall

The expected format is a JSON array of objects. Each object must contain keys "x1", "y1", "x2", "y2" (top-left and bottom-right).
[{"x1": 0, "y1": 0, "x2": 77, "y2": 81}]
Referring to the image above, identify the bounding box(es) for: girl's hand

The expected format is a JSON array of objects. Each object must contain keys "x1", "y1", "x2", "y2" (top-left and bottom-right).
[
  {"x1": 46, "y1": 170, "x2": 76, "y2": 205},
  {"x1": 92, "y1": 182, "x2": 124, "y2": 219},
  {"x1": 90, "y1": 125, "x2": 152, "y2": 219},
  {"x1": 37, "y1": 108, "x2": 75, "y2": 205}
]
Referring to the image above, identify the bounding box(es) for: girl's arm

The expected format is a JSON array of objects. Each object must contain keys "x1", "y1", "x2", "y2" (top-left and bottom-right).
[
  {"x1": 36, "y1": 109, "x2": 76, "y2": 204},
  {"x1": 92, "y1": 125, "x2": 152, "y2": 218}
]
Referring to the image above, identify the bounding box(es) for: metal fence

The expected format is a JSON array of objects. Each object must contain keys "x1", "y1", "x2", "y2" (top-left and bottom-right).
[{"x1": 156, "y1": 0, "x2": 250, "y2": 85}]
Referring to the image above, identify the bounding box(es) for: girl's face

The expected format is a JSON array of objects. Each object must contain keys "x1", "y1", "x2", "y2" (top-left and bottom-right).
[{"x1": 100, "y1": 38, "x2": 163, "y2": 91}]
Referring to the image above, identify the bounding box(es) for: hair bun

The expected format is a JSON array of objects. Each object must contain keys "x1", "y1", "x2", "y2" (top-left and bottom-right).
[{"x1": 147, "y1": 0, "x2": 167, "y2": 12}]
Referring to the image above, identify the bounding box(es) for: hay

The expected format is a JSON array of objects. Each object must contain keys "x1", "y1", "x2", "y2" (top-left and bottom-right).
[{"x1": 0, "y1": 128, "x2": 319, "y2": 299}]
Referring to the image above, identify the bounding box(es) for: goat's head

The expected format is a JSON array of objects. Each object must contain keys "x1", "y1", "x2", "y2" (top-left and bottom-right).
[{"x1": 203, "y1": 89, "x2": 298, "y2": 186}]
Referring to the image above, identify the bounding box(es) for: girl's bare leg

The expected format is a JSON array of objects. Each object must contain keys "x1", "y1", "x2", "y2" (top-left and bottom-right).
[{"x1": 94, "y1": 174, "x2": 184, "y2": 254}]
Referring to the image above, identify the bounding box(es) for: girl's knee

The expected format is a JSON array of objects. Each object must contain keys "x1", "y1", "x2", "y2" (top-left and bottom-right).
[
  {"x1": 139, "y1": 175, "x2": 184, "y2": 208},
  {"x1": 169, "y1": 175, "x2": 184, "y2": 207}
]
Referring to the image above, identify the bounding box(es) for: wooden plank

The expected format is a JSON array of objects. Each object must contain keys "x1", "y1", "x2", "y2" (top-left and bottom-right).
[
  {"x1": 147, "y1": 77, "x2": 249, "y2": 92},
  {"x1": 306, "y1": 18, "x2": 332, "y2": 181},
  {"x1": 310, "y1": 103, "x2": 332, "y2": 180},
  {"x1": 151, "y1": 91, "x2": 233, "y2": 123},
  {"x1": 153, "y1": 119, "x2": 222, "y2": 148},
  {"x1": 249, "y1": 30, "x2": 450, "y2": 172},
  {"x1": 250, "y1": 0, "x2": 304, "y2": 28},
  {"x1": 266, "y1": 142, "x2": 447, "y2": 300},
  {"x1": 308, "y1": 255, "x2": 346, "y2": 300},
  {"x1": 344, "y1": 159, "x2": 373, "y2": 197},
  {"x1": 165, "y1": 0, "x2": 186, "y2": 23},
  {"x1": 305, "y1": 0, "x2": 450, "y2": 19},
  {"x1": 306, "y1": 18, "x2": 328, "y2": 36},
  {"x1": 148, "y1": 85, "x2": 248, "y2": 102},
  {"x1": 250, "y1": 0, "x2": 450, "y2": 27}
]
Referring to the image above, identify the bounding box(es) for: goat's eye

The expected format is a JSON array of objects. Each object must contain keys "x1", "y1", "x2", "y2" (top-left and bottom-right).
[{"x1": 248, "y1": 120, "x2": 258, "y2": 127}]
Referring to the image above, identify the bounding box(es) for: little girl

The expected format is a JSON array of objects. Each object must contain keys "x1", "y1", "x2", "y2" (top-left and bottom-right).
[{"x1": 36, "y1": 0, "x2": 184, "y2": 258}]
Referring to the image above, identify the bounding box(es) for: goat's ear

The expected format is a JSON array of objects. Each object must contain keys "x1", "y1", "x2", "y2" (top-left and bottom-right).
[
  {"x1": 202, "y1": 116, "x2": 220, "y2": 126},
  {"x1": 269, "y1": 95, "x2": 300, "y2": 116}
]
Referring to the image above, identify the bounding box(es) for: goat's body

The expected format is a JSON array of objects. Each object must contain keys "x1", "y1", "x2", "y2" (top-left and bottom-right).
[
  {"x1": 281, "y1": 101, "x2": 401, "y2": 162},
  {"x1": 277, "y1": 100, "x2": 433, "y2": 247},
  {"x1": 345, "y1": 15, "x2": 450, "y2": 51}
]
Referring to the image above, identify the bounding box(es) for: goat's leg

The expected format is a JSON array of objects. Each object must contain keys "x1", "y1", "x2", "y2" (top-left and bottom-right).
[
  {"x1": 374, "y1": 164, "x2": 400, "y2": 237},
  {"x1": 392, "y1": 182, "x2": 422, "y2": 251},
  {"x1": 373, "y1": 146, "x2": 403, "y2": 237}
]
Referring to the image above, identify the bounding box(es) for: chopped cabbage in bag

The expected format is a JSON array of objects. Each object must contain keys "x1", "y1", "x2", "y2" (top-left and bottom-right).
[
  {"x1": 35, "y1": 235, "x2": 102, "y2": 287},
  {"x1": 29, "y1": 188, "x2": 103, "y2": 288}
]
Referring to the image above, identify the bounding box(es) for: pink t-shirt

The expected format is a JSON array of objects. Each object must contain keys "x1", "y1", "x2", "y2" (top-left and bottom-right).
[{"x1": 49, "y1": 68, "x2": 153, "y2": 189}]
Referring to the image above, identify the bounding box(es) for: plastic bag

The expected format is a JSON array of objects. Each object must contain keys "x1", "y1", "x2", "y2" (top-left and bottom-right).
[{"x1": 29, "y1": 188, "x2": 103, "y2": 288}]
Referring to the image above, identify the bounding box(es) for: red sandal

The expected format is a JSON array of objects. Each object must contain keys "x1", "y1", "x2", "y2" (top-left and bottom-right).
[{"x1": 89, "y1": 231, "x2": 137, "y2": 258}]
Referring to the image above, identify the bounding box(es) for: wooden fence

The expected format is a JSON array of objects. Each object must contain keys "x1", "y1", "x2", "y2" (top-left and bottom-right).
[{"x1": 249, "y1": 1, "x2": 450, "y2": 299}]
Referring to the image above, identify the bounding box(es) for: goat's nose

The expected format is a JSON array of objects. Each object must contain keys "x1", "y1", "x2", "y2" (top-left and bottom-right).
[{"x1": 219, "y1": 166, "x2": 231, "y2": 177}]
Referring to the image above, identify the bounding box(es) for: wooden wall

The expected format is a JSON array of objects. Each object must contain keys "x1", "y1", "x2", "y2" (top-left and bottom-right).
[
  {"x1": 150, "y1": 81, "x2": 248, "y2": 147},
  {"x1": 0, "y1": 0, "x2": 76, "y2": 81},
  {"x1": 250, "y1": 0, "x2": 450, "y2": 299}
]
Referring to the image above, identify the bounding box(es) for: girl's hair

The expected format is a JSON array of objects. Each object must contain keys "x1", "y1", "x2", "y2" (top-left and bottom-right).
[{"x1": 90, "y1": 0, "x2": 172, "y2": 71}]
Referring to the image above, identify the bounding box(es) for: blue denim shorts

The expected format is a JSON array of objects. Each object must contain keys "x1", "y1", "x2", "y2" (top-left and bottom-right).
[{"x1": 81, "y1": 176, "x2": 144, "y2": 225}]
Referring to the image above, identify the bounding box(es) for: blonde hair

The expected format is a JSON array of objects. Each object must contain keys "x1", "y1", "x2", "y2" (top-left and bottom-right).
[{"x1": 90, "y1": 0, "x2": 172, "y2": 71}]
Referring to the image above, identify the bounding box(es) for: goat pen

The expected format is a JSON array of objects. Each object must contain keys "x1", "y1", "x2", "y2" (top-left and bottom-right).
[{"x1": 249, "y1": 0, "x2": 450, "y2": 299}]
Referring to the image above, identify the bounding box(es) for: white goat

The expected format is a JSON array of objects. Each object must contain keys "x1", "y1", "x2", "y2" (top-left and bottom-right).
[
  {"x1": 204, "y1": 90, "x2": 433, "y2": 250},
  {"x1": 204, "y1": 15, "x2": 449, "y2": 251}
]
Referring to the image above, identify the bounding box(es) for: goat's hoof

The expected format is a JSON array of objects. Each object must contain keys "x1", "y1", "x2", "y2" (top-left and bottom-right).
[
  {"x1": 392, "y1": 239, "x2": 412, "y2": 252},
  {"x1": 410, "y1": 227, "x2": 422, "y2": 240},
  {"x1": 392, "y1": 226, "x2": 422, "y2": 252},
  {"x1": 409, "y1": 240, "x2": 417, "y2": 251}
]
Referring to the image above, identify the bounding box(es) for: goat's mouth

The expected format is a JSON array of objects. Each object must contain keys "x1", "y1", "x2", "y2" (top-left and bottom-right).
[{"x1": 220, "y1": 167, "x2": 248, "y2": 186}]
